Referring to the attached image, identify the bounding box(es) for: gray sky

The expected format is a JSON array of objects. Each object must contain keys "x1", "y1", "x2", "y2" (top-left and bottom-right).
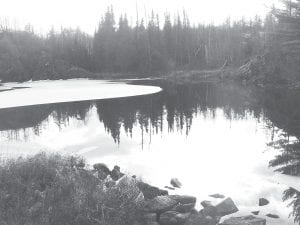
[{"x1": 0, "y1": 0, "x2": 279, "y2": 34}]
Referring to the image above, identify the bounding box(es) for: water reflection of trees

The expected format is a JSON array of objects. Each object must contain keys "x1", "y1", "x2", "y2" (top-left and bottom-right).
[
  {"x1": 95, "y1": 81, "x2": 264, "y2": 143},
  {"x1": 258, "y1": 87, "x2": 300, "y2": 224},
  {"x1": 0, "y1": 101, "x2": 93, "y2": 140},
  {"x1": 0, "y1": 105, "x2": 52, "y2": 139},
  {"x1": 0, "y1": 80, "x2": 263, "y2": 142}
]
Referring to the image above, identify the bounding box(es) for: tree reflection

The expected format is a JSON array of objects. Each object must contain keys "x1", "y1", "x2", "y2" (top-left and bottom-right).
[
  {"x1": 0, "y1": 81, "x2": 262, "y2": 142},
  {"x1": 261, "y1": 87, "x2": 300, "y2": 224},
  {"x1": 0, "y1": 101, "x2": 92, "y2": 140},
  {"x1": 94, "y1": 81, "x2": 261, "y2": 143}
]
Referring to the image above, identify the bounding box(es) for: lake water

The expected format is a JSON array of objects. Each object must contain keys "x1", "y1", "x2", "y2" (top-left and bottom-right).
[{"x1": 0, "y1": 79, "x2": 299, "y2": 225}]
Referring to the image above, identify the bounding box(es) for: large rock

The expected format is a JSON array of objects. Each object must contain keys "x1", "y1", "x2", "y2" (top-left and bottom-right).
[
  {"x1": 172, "y1": 203, "x2": 196, "y2": 213},
  {"x1": 209, "y1": 193, "x2": 225, "y2": 199},
  {"x1": 93, "y1": 163, "x2": 110, "y2": 172},
  {"x1": 252, "y1": 211, "x2": 260, "y2": 215},
  {"x1": 137, "y1": 182, "x2": 168, "y2": 200},
  {"x1": 115, "y1": 176, "x2": 142, "y2": 203},
  {"x1": 159, "y1": 211, "x2": 191, "y2": 225},
  {"x1": 184, "y1": 213, "x2": 217, "y2": 225},
  {"x1": 171, "y1": 178, "x2": 182, "y2": 188},
  {"x1": 258, "y1": 198, "x2": 269, "y2": 206},
  {"x1": 169, "y1": 195, "x2": 197, "y2": 205},
  {"x1": 266, "y1": 214, "x2": 279, "y2": 219},
  {"x1": 111, "y1": 165, "x2": 125, "y2": 181},
  {"x1": 221, "y1": 215, "x2": 266, "y2": 225},
  {"x1": 93, "y1": 163, "x2": 110, "y2": 180},
  {"x1": 201, "y1": 200, "x2": 212, "y2": 208},
  {"x1": 142, "y1": 196, "x2": 178, "y2": 213},
  {"x1": 200, "y1": 205, "x2": 219, "y2": 219},
  {"x1": 215, "y1": 198, "x2": 238, "y2": 217}
]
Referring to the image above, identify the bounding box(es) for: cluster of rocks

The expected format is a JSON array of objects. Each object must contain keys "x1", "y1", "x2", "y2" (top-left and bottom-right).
[
  {"x1": 92, "y1": 163, "x2": 269, "y2": 225},
  {"x1": 141, "y1": 193, "x2": 267, "y2": 225},
  {"x1": 93, "y1": 163, "x2": 125, "y2": 181},
  {"x1": 250, "y1": 198, "x2": 280, "y2": 219},
  {"x1": 137, "y1": 181, "x2": 266, "y2": 225}
]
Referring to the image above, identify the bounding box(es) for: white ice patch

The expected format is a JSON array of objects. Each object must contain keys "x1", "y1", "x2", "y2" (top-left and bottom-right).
[{"x1": 0, "y1": 79, "x2": 162, "y2": 109}]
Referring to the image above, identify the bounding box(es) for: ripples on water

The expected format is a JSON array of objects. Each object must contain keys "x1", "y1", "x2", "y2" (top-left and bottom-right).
[{"x1": 0, "y1": 80, "x2": 300, "y2": 224}]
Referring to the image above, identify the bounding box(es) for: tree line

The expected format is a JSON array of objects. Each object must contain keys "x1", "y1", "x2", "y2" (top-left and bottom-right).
[
  {"x1": 270, "y1": 0, "x2": 300, "y2": 81},
  {"x1": 0, "y1": 5, "x2": 292, "y2": 82}
]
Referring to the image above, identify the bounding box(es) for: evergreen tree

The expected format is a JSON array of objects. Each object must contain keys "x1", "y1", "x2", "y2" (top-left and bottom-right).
[
  {"x1": 272, "y1": 0, "x2": 300, "y2": 79},
  {"x1": 93, "y1": 6, "x2": 116, "y2": 72}
]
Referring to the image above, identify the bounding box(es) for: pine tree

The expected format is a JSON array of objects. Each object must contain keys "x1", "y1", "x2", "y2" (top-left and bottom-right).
[{"x1": 272, "y1": 0, "x2": 300, "y2": 79}]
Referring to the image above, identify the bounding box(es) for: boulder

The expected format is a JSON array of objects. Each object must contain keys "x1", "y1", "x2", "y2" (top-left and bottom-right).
[
  {"x1": 171, "y1": 178, "x2": 182, "y2": 188},
  {"x1": 258, "y1": 198, "x2": 269, "y2": 206},
  {"x1": 184, "y1": 213, "x2": 217, "y2": 225},
  {"x1": 199, "y1": 205, "x2": 219, "y2": 219},
  {"x1": 159, "y1": 211, "x2": 191, "y2": 225},
  {"x1": 209, "y1": 193, "x2": 225, "y2": 199},
  {"x1": 93, "y1": 163, "x2": 110, "y2": 173},
  {"x1": 142, "y1": 196, "x2": 178, "y2": 213},
  {"x1": 251, "y1": 211, "x2": 260, "y2": 215},
  {"x1": 169, "y1": 195, "x2": 197, "y2": 205},
  {"x1": 221, "y1": 215, "x2": 266, "y2": 225},
  {"x1": 93, "y1": 163, "x2": 111, "y2": 180},
  {"x1": 137, "y1": 182, "x2": 168, "y2": 200},
  {"x1": 115, "y1": 176, "x2": 142, "y2": 202},
  {"x1": 266, "y1": 213, "x2": 279, "y2": 219},
  {"x1": 160, "y1": 190, "x2": 169, "y2": 196},
  {"x1": 201, "y1": 200, "x2": 212, "y2": 208},
  {"x1": 215, "y1": 198, "x2": 239, "y2": 217},
  {"x1": 115, "y1": 175, "x2": 135, "y2": 188},
  {"x1": 111, "y1": 165, "x2": 125, "y2": 181},
  {"x1": 172, "y1": 203, "x2": 196, "y2": 213}
]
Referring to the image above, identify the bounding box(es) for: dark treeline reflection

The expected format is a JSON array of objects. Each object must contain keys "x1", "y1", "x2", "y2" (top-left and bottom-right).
[
  {"x1": 1, "y1": 81, "x2": 300, "y2": 146},
  {"x1": 0, "y1": 101, "x2": 93, "y2": 140},
  {"x1": 0, "y1": 80, "x2": 263, "y2": 141},
  {"x1": 251, "y1": 86, "x2": 300, "y2": 224}
]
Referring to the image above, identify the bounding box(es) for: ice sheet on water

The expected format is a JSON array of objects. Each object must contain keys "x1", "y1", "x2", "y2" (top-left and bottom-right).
[{"x1": 0, "y1": 79, "x2": 162, "y2": 109}]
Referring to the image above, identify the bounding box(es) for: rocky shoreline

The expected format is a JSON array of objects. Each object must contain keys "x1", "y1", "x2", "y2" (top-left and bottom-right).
[{"x1": 93, "y1": 163, "x2": 277, "y2": 225}]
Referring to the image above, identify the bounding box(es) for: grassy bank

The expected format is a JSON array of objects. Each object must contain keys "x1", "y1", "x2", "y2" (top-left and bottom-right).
[{"x1": 0, "y1": 153, "x2": 144, "y2": 225}]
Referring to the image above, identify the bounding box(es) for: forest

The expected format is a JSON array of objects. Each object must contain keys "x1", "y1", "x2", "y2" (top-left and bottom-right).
[{"x1": 0, "y1": 0, "x2": 299, "y2": 83}]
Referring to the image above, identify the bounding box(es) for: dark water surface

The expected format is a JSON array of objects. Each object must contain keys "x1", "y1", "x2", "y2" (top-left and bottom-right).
[{"x1": 0, "y1": 80, "x2": 300, "y2": 224}]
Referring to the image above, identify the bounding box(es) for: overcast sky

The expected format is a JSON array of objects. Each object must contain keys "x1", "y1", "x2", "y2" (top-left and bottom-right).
[{"x1": 0, "y1": 0, "x2": 279, "y2": 34}]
